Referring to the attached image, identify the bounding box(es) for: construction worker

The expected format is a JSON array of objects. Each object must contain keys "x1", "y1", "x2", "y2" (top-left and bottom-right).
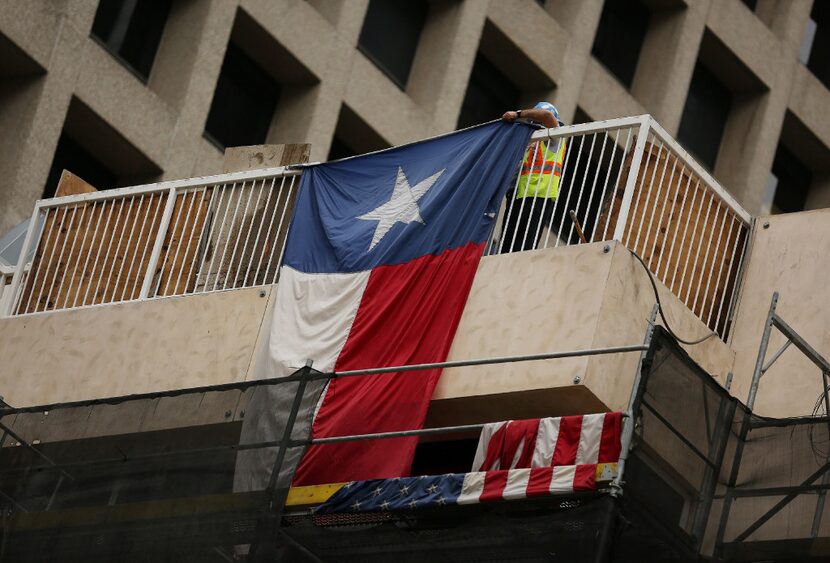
[{"x1": 500, "y1": 102, "x2": 566, "y2": 252}]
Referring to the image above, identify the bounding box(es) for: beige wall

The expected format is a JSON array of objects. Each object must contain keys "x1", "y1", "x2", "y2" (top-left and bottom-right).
[
  {"x1": 729, "y1": 208, "x2": 830, "y2": 418},
  {"x1": 0, "y1": 286, "x2": 271, "y2": 406}
]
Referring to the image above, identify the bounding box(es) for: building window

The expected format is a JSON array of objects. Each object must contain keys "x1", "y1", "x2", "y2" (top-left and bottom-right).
[
  {"x1": 457, "y1": 53, "x2": 520, "y2": 129},
  {"x1": 740, "y1": 0, "x2": 758, "y2": 12},
  {"x1": 591, "y1": 0, "x2": 650, "y2": 88},
  {"x1": 91, "y1": 0, "x2": 172, "y2": 81},
  {"x1": 805, "y1": 1, "x2": 830, "y2": 89},
  {"x1": 328, "y1": 105, "x2": 389, "y2": 161},
  {"x1": 769, "y1": 144, "x2": 812, "y2": 214},
  {"x1": 204, "y1": 42, "x2": 281, "y2": 150},
  {"x1": 677, "y1": 62, "x2": 732, "y2": 170},
  {"x1": 358, "y1": 0, "x2": 429, "y2": 89},
  {"x1": 43, "y1": 134, "x2": 118, "y2": 199}
]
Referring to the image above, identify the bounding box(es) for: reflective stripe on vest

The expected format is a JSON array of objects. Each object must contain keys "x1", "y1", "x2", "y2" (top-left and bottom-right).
[{"x1": 516, "y1": 139, "x2": 567, "y2": 200}]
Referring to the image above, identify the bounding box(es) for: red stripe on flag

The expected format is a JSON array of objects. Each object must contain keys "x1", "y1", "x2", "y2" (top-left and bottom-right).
[
  {"x1": 551, "y1": 415, "x2": 583, "y2": 466},
  {"x1": 526, "y1": 467, "x2": 553, "y2": 497},
  {"x1": 598, "y1": 412, "x2": 622, "y2": 463},
  {"x1": 574, "y1": 464, "x2": 597, "y2": 491},
  {"x1": 480, "y1": 470, "x2": 509, "y2": 502},
  {"x1": 293, "y1": 243, "x2": 485, "y2": 485}
]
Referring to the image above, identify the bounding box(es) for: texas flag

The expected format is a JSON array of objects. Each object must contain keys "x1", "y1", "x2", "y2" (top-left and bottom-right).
[{"x1": 246, "y1": 122, "x2": 532, "y2": 488}]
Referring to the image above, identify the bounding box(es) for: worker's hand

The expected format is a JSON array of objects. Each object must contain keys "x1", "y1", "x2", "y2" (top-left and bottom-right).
[{"x1": 502, "y1": 111, "x2": 519, "y2": 121}]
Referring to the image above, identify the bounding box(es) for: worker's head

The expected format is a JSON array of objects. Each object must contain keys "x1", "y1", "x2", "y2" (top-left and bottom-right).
[{"x1": 534, "y1": 102, "x2": 562, "y2": 125}]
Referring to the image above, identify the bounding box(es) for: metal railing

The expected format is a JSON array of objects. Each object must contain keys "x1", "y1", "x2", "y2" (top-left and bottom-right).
[
  {"x1": 3, "y1": 167, "x2": 300, "y2": 316},
  {"x1": 3, "y1": 115, "x2": 751, "y2": 340},
  {"x1": 489, "y1": 115, "x2": 751, "y2": 339}
]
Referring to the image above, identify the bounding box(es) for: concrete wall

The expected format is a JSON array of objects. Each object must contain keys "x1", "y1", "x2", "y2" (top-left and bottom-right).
[
  {"x1": 729, "y1": 208, "x2": 830, "y2": 418},
  {"x1": 0, "y1": 242, "x2": 735, "y2": 414},
  {"x1": 1, "y1": 0, "x2": 828, "y2": 234}
]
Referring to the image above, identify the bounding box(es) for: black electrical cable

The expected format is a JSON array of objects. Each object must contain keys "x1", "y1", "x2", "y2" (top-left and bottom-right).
[{"x1": 629, "y1": 248, "x2": 717, "y2": 346}]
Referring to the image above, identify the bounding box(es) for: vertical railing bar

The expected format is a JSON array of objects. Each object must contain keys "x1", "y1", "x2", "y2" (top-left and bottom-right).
[
  {"x1": 72, "y1": 201, "x2": 104, "y2": 308},
  {"x1": 104, "y1": 197, "x2": 133, "y2": 304},
  {"x1": 43, "y1": 205, "x2": 78, "y2": 312},
  {"x1": 634, "y1": 140, "x2": 668, "y2": 256},
  {"x1": 33, "y1": 207, "x2": 65, "y2": 312},
  {"x1": 542, "y1": 131, "x2": 578, "y2": 248},
  {"x1": 198, "y1": 183, "x2": 229, "y2": 292},
  {"x1": 591, "y1": 128, "x2": 621, "y2": 242},
  {"x1": 92, "y1": 197, "x2": 125, "y2": 304},
  {"x1": 602, "y1": 127, "x2": 633, "y2": 242},
  {"x1": 223, "y1": 180, "x2": 257, "y2": 291},
  {"x1": 110, "y1": 196, "x2": 138, "y2": 304},
  {"x1": 648, "y1": 153, "x2": 680, "y2": 280},
  {"x1": 234, "y1": 177, "x2": 267, "y2": 289},
  {"x1": 531, "y1": 138, "x2": 561, "y2": 250},
  {"x1": 244, "y1": 176, "x2": 277, "y2": 286},
  {"x1": 82, "y1": 200, "x2": 116, "y2": 306},
  {"x1": 690, "y1": 197, "x2": 721, "y2": 313},
  {"x1": 613, "y1": 117, "x2": 651, "y2": 242},
  {"x1": 659, "y1": 162, "x2": 693, "y2": 282},
  {"x1": 269, "y1": 176, "x2": 297, "y2": 284},
  {"x1": 710, "y1": 214, "x2": 739, "y2": 329},
  {"x1": 723, "y1": 223, "x2": 750, "y2": 338},
  {"x1": 139, "y1": 187, "x2": 178, "y2": 300},
  {"x1": 176, "y1": 187, "x2": 210, "y2": 296},
  {"x1": 624, "y1": 133, "x2": 659, "y2": 246},
  {"x1": 153, "y1": 190, "x2": 187, "y2": 298},
  {"x1": 700, "y1": 206, "x2": 729, "y2": 326},
  {"x1": 554, "y1": 134, "x2": 586, "y2": 248},
  {"x1": 679, "y1": 183, "x2": 709, "y2": 305},
  {"x1": 60, "y1": 203, "x2": 88, "y2": 309},
  {"x1": 497, "y1": 146, "x2": 530, "y2": 254},
  {"x1": 128, "y1": 195, "x2": 160, "y2": 300},
  {"x1": 581, "y1": 131, "x2": 609, "y2": 243},
  {"x1": 254, "y1": 176, "x2": 286, "y2": 282},
  {"x1": 507, "y1": 141, "x2": 540, "y2": 252},
  {"x1": 5, "y1": 204, "x2": 43, "y2": 316},
  {"x1": 567, "y1": 132, "x2": 598, "y2": 243},
  {"x1": 161, "y1": 187, "x2": 198, "y2": 296},
  {"x1": 519, "y1": 139, "x2": 551, "y2": 250},
  {"x1": 673, "y1": 178, "x2": 702, "y2": 294},
  {"x1": 123, "y1": 194, "x2": 154, "y2": 301},
  {"x1": 208, "y1": 182, "x2": 239, "y2": 292}
]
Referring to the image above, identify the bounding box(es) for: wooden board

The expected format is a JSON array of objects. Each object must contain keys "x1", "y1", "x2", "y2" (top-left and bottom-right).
[{"x1": 596, "y1": 142, "x2": 748, "y2": 334}]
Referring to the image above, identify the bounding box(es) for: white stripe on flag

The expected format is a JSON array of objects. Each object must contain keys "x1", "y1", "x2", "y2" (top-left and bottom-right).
[
  {"x1": 458, "y1": 472, "x2": 486, "y2": 504},
  {"x1": 550, "y1": 465, "x2": 576, "y2": 494},
  {"x1": 471, "y1": 422, "x2": 507, "y2": 472},
  {"x1": 532, "y1": 417, "x2": 561, "y2": 467},
  {"x1": 576, "y1": 413, "x2": 604, "y2": 465},
  {"x1": 263, "y1": 266, "x2": 371, "y2": 377},
  {"x1": 503, "y1": 468, "x2": 531, "y2": 500}
]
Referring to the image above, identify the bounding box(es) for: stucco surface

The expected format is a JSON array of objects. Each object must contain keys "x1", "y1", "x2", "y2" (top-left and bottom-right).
[
  {"x1": 0, "y1": 287, "x2": 271, "y2": 406},
  {"x1": 729, "y1": 208, "x2": 830, "y2": 418}
]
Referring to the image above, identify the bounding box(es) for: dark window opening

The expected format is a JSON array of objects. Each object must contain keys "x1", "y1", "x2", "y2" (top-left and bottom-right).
[
  {"x1": 740, "y1": 0, "x2": 758, "y2": 12},
  {"x1": 591, "y1": 0, "x2": 650, "y2": 88},
  {"x1": 204, "y1": 42, "x2": 281, "y2": 150},
  {"x1": 457, "y1": 53, "x2": 520, "y2": 129},
  {"x1": 358, "y1": 0, "x2": 429, "y2": 89},
  {"x1": 411, "y1": 438, "x2": 479, "y2": 476},
  {"x1": 91, "y1": 0, "x2": 172, "y2": 81},
  {"x1": 677, "y1": 62, "x2": 732, "y2": 170},
  {"x1": 807, "y1": 0, "x2": 830, "y2": 90},
  {"x1": 328, "y1": 135, "x2": 357, "y2": 161},
  {"x1": 770, "y1": 144, "x2": 812, "y2": 214},
  {"x1": 44, "y1": 134, "x2": 118, "y2": 199}
]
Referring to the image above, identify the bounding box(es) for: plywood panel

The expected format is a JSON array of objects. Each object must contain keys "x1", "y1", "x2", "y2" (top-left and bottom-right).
[{"x1": 155, "y1": 189, "x2": 213, "y2": 296}]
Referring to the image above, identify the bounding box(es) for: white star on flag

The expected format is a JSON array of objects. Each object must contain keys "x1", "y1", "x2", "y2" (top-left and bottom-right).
[
  {"x1": 357, "y1": 166, "x2": 445, "y2": 252},
  {"x1": 427, "y1": 484, "x2": 439, "y2": 494}
]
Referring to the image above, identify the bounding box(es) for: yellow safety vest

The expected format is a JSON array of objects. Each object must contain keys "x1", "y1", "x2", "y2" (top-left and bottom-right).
[{"x1": 516, "y1": 139, "x2": 566, "y2": 200}]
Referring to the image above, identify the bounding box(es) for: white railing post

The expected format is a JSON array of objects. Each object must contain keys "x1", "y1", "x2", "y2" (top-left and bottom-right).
[
  {"x1": 3, "y1": 204, "x2": 43, "y2": 317},
  {"x1": 612, "y1": 115, "x2": 651, "y2": 242},
  {"x1": 139, "y1": 187, "x2": 178, "y2": 300}
]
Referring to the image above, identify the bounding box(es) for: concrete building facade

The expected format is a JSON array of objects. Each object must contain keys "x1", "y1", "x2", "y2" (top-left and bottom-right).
[{"x1": 1, "y1": 0, "x2": 829, "y2": 235}]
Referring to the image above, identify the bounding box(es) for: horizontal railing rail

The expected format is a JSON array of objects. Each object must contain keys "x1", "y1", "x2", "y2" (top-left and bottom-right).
[{"x1": 3, "y1": 116, "x2": 752, "y2": 341}]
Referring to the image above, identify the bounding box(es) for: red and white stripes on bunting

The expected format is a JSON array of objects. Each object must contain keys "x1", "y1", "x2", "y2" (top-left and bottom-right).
[{"x1": 458, "y1": 465, "x2": 598, "y2": 504}]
